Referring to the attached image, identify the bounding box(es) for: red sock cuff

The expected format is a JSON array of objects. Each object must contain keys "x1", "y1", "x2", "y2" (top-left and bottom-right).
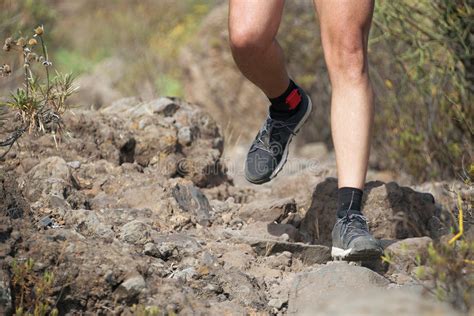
[{"x1": 285, "y1": 89, "x2": 302, "y2": 110}]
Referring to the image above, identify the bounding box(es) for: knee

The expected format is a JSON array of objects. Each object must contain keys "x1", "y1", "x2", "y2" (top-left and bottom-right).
[
  {"x1": 325, "y1": 35, "x2": 368, "y2": 83},
  {"x1": 229, "y1": 26, "x2": 272, "y2": 56}
]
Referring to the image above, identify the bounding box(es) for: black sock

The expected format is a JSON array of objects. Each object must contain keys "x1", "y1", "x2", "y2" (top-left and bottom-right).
[
  {"x1": 269, "y1": 79, "x2": 302, "y2": 119},
  {"x1": 336, "y1": 187, "x2": 363, "y2": 218}
]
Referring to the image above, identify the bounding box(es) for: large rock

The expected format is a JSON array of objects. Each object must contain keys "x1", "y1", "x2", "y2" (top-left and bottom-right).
[
  {"x1": 221, "y1": 220, "x2": 331, "y2": 264},
  {"x1": 152, "y1": 233, "x2": 202, "y2": 260},
  {"x1": 114, "y1": 274, "x2": 146, "y2": 302},
  {"x1": 238, "y1": 198, "x2": 297, "y2": 223},
  {"x1": 289, "y1": 284, "x2": 460, "y2": 316},
  {"x1": 251, "y1": 240, "x2": 331, "y2": 265},
  {"x1": 384, "y1": 237, "x2": 433, "y2": 275},
  {"x1": 11, "y1": 97, "x2": 228, "y2": 188},
  {"x1": 119, "y1": 220, "x2": 153, "y2": 245},
  {"x1": 21, "y1": 156, "x2": 72, "y2": 203},
  {"x1": 414, "y1": 180, "x2": 472, "y2": 211},
  {"x1": 270, "y1": 164, "x2": 335, "y2": 211},
  {"x1": 12, "y1": 229, "x2": 147, "y2": 313},
  {"x1": 221, "y1": 244, "x2": 255, "y2": 270},
  {"x1": 216, "y1": 270, "x2": 266, "y2": 308},
  {"x1": 171, "y1": 180, "x2": 212, "y2": 226},
  {"x1": 288, "y1": 263, "x2": 390, "y2": 315},
  {"x1": 300, "y1": 178, "x2": 439, "y2": 244},
  {"x1": 81, "y1": 164, "x2": 171, "y2": 215},
  {"x1": 64, "y1": 209, "x2": 115, "y2": 240}
]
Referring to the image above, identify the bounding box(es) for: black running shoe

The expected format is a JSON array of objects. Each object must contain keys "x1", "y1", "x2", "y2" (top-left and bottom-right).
[
  {"x1": 244, "y1": 89, "x2": 312, "y2": 184},
  {"x1": 331, "y1": 213, "x2": 383, "y2": 261}
]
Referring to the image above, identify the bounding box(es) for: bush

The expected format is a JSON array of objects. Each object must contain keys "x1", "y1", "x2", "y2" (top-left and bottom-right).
[
  {"x1": 11, "y1": 258, "x2": 59, "y2": 316},
  {"x1": 0, "y1": 24, "x2": 76, "y2": 158},
  {"x1": 371, "y1": 0, "x2": 473, "y2": 180},
  {"x1": 383, "y1": 191, "x2": 474, "y2": 313},
  {"x1": 418, "y1": 240, "x2": 474, "y2": 312}
]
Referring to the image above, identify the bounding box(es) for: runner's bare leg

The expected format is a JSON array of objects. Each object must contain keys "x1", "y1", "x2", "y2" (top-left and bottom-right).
[
  {"x1": 228, "y1": 0, "x2": 288, "y2": 98},
  {"x1": 314, "y1": 0, "x2": 375, "y2": 189}
]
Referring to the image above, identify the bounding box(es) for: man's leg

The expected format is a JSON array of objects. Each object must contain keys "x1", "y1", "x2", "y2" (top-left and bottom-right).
[
  {"x1": 228, "y1": 0, "x2": 287, "y2": 98},
  {"x1": 314, "y1": 0, "x2": 381, "y2": 260},
  {"x1": 229, "y1": 0, "x2": 313, "y2": 184},
  {"x1": 314, "y1": 0, "x2": 374, "y2": 191}
]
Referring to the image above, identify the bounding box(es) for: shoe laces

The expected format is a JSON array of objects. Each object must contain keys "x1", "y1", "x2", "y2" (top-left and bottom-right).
[
  {"x1": 252, "y1": 116, "x2": 297, "y2": 153},
  {"x1": 337, "y1": 214, "x2": 370, "y2": 244}
]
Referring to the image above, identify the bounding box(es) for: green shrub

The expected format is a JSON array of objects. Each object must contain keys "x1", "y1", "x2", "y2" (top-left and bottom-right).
[
  {"x1": 371, "y1": 0, "x2": 473, "y2": 180},
  {"x1": 11, "y1": 258, "x2": 59, "y2": 316},
  {"x1": 0, "y1": 25, "x2": 76, "y2": 158},
  {"x1": 420, "y1": 240, "x2": 474, "y2": 312},
  {"x1": 384, "y1": 192, "x2": 474, "y2": 313}
]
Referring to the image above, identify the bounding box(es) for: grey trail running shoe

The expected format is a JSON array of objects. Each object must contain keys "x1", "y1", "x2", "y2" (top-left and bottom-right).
[
  {"x1": 331, "y1": 213, "x2": 383, "y2": 261},
  {"x1": 244, "y1": 88, "x2": 312, "y2": 184}
]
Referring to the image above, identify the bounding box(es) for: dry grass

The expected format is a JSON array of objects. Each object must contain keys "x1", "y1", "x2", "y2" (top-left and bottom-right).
[{"x1": 0, "y1": 23, "x2": 77, "y2": 158}]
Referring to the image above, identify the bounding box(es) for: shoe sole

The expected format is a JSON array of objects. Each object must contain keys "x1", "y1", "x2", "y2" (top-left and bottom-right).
[
  {"x1": 331, "y1": 246, "x2": 383, "y2": 261},
  {"x1": 245, "y1": 94, "x2": 313, "y2": 185}
]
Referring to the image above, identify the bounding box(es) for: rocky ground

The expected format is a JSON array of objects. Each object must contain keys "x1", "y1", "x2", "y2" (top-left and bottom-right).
[{"x1": 0, "y1": 97, "x2": 472, "y2": 315}]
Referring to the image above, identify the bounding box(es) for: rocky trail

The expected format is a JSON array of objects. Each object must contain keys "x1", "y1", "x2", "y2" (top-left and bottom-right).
[{"x1": 0, "y1": 98, "x2": 471, "y2": 315}]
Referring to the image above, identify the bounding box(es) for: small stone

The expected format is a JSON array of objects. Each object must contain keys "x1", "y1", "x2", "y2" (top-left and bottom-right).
[
  {"x1": 222, "y1": 213, "x2": 232, "y2": 224},
  {"x1": 165, "y1": 303, "x2": 179, "y2": 313},
  {"x1": 116, "y1": 274, "x2": 146, "y2": 301},
  {"x1": 172, "y1": 267, "x2": 196, "y2": 281},
  {"x1": 171, "y1": 182, "x2": 212, "y2": 226},
  {"x1": 389, "y1": 272, "x2": 414, "y2": 285},
  {"x1": 67, "y1": 161, "x2": 81, "y2": 169},
  {"x1": 200, "y1": 251, "x2": 218, "y2": 266},
  {"x1": 143, "y1": 243, "x2": 162, "y2": 258},
  {"x1": 153, "y1": 233, "x2": 202, "y2": 260},
  {"x1": 105, "y1": 270, "x2": 119, "y2": 287},
  {"x1": 229, "y1": 218, "x2": 243, "y2": 229},
  {"x1": 39, "y1": 216, "x2": 53, "y2": 228},
  {"x1": 178, "y1": 126, "x2": 193, "y2": 146},
  {"x1": 43, "y1": 208, "x2": 52, "y2": 214},
  {"x1": 197, "y1": 265, "x2": 210, "y2": 276},
  {"x1": 268, "y1": 298, "x2": 286, "y2": 309},
  {"x1": 269, "y1": 251, "x2": 292, "y2": 269},
  {"x1": 278, "y1": 233, "x2": 290, "y2": 242},
  {"x1": 119, "y1": 220, "x2": 152, "y2": 245},
  {"x1": 203, "y1": 283, "x2": 221, "y2": 293},
  {"x1": 157, "y1": 244, "x2": 176, "y2": 260},
  {"x1": 217, "y1": 294, "x2": 228, "y2": 302}
]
